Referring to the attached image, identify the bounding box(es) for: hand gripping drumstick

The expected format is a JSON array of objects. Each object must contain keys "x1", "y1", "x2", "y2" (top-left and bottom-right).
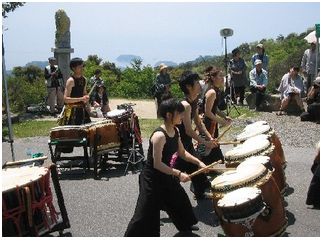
[{"x1": 189, "y1": 160, "x2": 222, "y2": 178}]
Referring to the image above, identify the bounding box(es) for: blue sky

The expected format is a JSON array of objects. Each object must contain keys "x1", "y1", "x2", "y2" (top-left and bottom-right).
[{"x1": 2, "y1": 1, "x2": 320, "y2": 69}]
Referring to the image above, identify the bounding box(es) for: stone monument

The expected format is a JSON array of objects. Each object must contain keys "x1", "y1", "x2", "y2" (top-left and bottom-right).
[{"x1": 51, "y1": 9, "x2": 74, "y2": 86}]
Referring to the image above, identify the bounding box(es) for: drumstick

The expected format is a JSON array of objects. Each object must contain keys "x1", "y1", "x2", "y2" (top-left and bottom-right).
[
  {"x1": 189, "y1": 160, "x2": 222, "y2": 178},
  {"x1": 217, "y1": 124, "x2": 232, "y2": 141},
  {"x1": 218, "y1": 141, "x2": 242, "y2": 145},
  {"x1": 3, "y1": 156, "x2": 48, "y2": 167},
  {"x1": 88, "y1": 81, "x2": 98, "y2": 96},
  {"x1": 208, "y1": 167, "x2": 236, "y2": 172}
]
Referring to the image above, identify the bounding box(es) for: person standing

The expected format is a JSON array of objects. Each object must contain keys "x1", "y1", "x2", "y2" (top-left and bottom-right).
[
  {"x1": 90, "y1": 83, "x2": 111, "y2": 117},
  {"x1": 229, "y1": 48, "x2": 248, "y2": 105},
  {"x1": 154, "y1": 63, "x2": 172, "y2": 117},
  {"x1": 59, "y1": 57, "x2": 91, "y2": 125},
  {"x1": 44, "y1": 57, "x2": 64, "y2": 116},
  {"x1": 249, "y1": 59, "x2": 268, "y2": 111},
  {"x1": 301, "y1": 41, "x2": 319, "y2": 94},
  {"x1": 174, "y1": 71, "x2": 217, "y2": 199},
  {"x1": 251, "y1": 43, "x2": 269, "y2": 71},
  {"x1": 125, "y1": 98, "x2": 202, "y2": 236}
]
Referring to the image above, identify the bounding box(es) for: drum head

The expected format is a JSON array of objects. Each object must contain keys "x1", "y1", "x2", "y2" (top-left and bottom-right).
[
  {"x1": 106, "y1": 109, "x2": 127, "y2": 118},
  {"x1": 237, "y1": 156, "x2": 270, "y2": 168},
  {"x1": 2, "y1": 166, "x2": 49, "y2": 192},
  {"x1": 211, "y1": 163, "x2": 267, "y2": 191},
  {"x1": 244, "y1": 121, "x2": 268, "y2": 130},
  {"x1": 225, "y1": 134, "x2": 270, "y2": 161},
  {"x1": 236, "y1": 124, "x2": 271, "y2": 141},
  {"x1": 217, "y1": 187, "x2": 262, "y2": 208}
]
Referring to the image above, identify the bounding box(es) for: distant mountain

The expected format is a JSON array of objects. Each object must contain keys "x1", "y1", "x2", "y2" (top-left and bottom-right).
[
  {"x1": 25, "y1": 61, "x2": 48, "y2": 69},
  {"x1": 116, "y1": 55, "x2": 142, "y2": 63},
  {"x1": 154, "y1": 61, "x2": 178, "y2": 68}
]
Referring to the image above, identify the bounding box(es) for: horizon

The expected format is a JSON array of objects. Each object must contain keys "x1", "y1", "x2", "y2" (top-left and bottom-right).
[{"x1": 2, "y1": 1, "x2": 320, "y2": 70}]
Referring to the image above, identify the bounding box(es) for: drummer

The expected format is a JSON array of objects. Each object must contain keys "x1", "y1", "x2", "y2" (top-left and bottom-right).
[
  {"x1": 60, "y1": 58, "x2": 91, "y2": 125},
  {"x1": 201, "y1": 67, "x2": 232, "y2": 164},
  {"x1": 174, "y1": 70, "x2": 218, "y2": 200},
  {"x1": 125, "y1": 97, "x2": 204, "y2": 236}
]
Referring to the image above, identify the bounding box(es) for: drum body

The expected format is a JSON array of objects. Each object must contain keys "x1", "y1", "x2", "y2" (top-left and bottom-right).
[
  {"x1": 217, "y1": 187, "x2": 266, "y2": 236},
  {"x1": 236, "y1": 121, "x2": 286, "y2": 169},
  {"x1": 50, "y1": 125, "x2": 88, "y2": 141},
  {"x1": 107, "y1": 109, "x2": 131, "y2": 124},
  {"x1": 2, "y1": 166, "x2": 59, "y2": 236},
  {"x1": 211, "y1": 163, "x2": 287, "y2": 236},
  {"x1": 225, "y1": 134, "x2": 287, "y2": 193},
  {"x1": 87, "y1": 120, "x2": 120, "y2": 151}
]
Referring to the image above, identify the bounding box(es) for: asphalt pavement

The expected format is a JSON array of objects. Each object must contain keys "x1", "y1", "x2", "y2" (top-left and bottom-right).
[{"x1": 2, "y1": 135, "x2": 320, "y2": 237}]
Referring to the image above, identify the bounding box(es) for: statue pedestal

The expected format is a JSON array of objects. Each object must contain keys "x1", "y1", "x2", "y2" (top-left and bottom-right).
[{"x1": 51, "y1": 47, "x2": 74, "y2": 86}]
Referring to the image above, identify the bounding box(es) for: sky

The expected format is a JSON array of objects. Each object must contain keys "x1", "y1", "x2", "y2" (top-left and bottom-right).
[{"x1": 1, "y1": 1, "x2": 321, "y2": 70}]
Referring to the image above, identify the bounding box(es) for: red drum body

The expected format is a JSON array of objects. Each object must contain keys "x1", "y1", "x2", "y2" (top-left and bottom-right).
[
  {"x1": 2, "y1": 166, "x2": 59, "y2": 236},
  {"x1": 211, "y1": 163, "x2": 287, "y2": 236},
  {"x1": 225, "y1": 134, "x2": 287, "y2": 193},
  {"x1": 236, "y1": 121, "x2": 286, "y2": 169}
]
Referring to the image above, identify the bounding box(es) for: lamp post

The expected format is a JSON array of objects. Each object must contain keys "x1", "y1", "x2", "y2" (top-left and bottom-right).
[{"x1": 220, "y1": 28, "x2": 233, "y2": 93}]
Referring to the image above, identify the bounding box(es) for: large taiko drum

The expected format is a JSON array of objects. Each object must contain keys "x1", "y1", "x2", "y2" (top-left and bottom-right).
[
  {"x1": 235, "y1": 121, "x2": 286, "y2": 169},
  {"x1": 106, "y1": 109, "x2": 132, "y2": 124},
  {"x1": 211, "y1": 163, "x2": 287, "y2": 236},
  {"x1": 87, "y1": 119, "x2": 121, "y2": 151},
  {"x1": 217, "y1": 187, "x2": 266, "y2": 237},
  {"x1": 50, "y1": 125, "x2": 88, "y2": 141},
  {"x1": 2, "y1": 166, "x2": 59, "y2": 236},
  {"x1": 225, "y1": 134, "x2": 287, "y2": 193}
]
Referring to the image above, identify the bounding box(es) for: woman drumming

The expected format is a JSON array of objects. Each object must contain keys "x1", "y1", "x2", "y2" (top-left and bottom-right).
[
  {"x1": 202, "y1": 67, "x2": 232, "y2": 164},
  {"x1": 125, "y1": 98, "x2": 204, "y2": 236},
  {"x1": 59, "y1": 57, "x2": 91, "y2": 125}
]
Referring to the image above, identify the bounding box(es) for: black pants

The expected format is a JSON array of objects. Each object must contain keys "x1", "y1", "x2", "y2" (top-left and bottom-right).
[
  {"x1": 250, "y1": 86, "x2": 266, "y2": 108},
  {"x1": 306, "y1": 164, "x2": 320, "y2": 208},
  {"x1": 232, "y1": 86, "x2": 245, "y2": 104}
]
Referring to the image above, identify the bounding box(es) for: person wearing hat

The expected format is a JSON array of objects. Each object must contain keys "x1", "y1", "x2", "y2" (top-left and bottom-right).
[
  {"x1": 276, "y1": 66, "x2": 305, "y2": 115},
  {"x1": 249, "y1": 59, "x2": 268, "y2": 111},
  {"x1": 301, "y1": 41, "x2": 319, "y2": 94},
  {"x1": 44, "y1": 57, "x2": 64, "y2": 116},
  {"x1": 174, "y1": 71, "x2": 218, "y2": 200},
  {"x1": 90, "y1": 83, "x2": 110, "y2": 117},
  {"x1": 251, "y1": 43, "x2": 269, "y2": 71},
  {"x1": 229, "y1": 48, "x2": 248, "y2": 105},
  {"x1": 153, "y1": 63, "x2": 172, "y2": 117},
  {"x1": 300, "y1": 76, "x2": 320, "y2": 122},
  {"x1": 59, "y1": 57, "x2": 91, "y2": 125}
]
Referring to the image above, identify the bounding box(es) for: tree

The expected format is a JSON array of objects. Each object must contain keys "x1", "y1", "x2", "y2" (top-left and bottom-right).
[{"x1": 2, "y1": 2, "x2": 25, "y2": 18}]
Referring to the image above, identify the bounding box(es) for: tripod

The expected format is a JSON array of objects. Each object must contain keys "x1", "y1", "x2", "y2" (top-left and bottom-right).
[{"x1": 124, "y1": 112, "x2": 145, "y2": 175}]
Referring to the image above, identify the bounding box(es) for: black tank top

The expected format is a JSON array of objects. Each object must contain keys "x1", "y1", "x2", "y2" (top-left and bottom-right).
[
  {"x1": 146, "y1": 127, "x2": 179, "y2": 168},
  {"x1": 71, "y1": 76, "x2": 86, "y2": 98},
  {"x1": 176, "y1": 98, "x2": 198, "y2": 147},
  {"x1": 203, "y1": 87, "x2": 221, "y2": 138}
]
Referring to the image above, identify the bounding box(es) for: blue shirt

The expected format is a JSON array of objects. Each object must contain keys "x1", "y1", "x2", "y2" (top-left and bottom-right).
[
  {"x1": 249, "y1": 68, "x2": 268, "y2": 87},
  {"x1": 251, "y1": 53, "x2": 269, "y2": 71}
]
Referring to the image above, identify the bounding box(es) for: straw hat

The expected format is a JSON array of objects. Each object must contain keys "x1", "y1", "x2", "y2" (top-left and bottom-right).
[{"x1": 159, "y1": 63, "x2": 168, "y2": 72}]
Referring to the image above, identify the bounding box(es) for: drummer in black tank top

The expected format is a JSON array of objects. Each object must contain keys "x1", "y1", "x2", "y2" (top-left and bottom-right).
[
  {"x1": 62, "y1": 58, "x2": 91, "y2": 125},
  {"x1": 125, "y1": 98, "x2": 206, "y2": 236},
  {"x1": 174, "y1": 71, "x2": 218, "y2": 199}
]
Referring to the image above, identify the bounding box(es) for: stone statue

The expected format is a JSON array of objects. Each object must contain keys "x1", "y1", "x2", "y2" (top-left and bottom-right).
[{"x1": 55, "y1": 9, "x2": 71, "y2": 48}]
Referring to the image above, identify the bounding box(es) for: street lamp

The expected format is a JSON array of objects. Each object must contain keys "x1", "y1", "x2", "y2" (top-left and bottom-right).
[{"x1": 220, "y1": 28, "x2": 233, "y2": 92}]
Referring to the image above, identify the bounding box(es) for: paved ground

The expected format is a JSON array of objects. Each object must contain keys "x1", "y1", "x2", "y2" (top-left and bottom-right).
[{"x1": 2, "y1": 135, "x2": 320, "y2": 237}]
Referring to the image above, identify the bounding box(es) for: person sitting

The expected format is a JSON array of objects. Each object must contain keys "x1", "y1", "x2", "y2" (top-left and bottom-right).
[
  {"x1": 90, "y1": 83, "x2": 111, "y2": 117},
  {"x1": 300, "y1": 77, "x2": 320, "y2": 123},
  {"x1": 276, "y1": 66, "x2": 305, "y2": 115},
  {"x1": 249, "y1": 59, "x2": 268, "y2": 111}
]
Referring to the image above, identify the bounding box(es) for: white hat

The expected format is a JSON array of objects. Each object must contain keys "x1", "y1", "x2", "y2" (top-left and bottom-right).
[
  {"x1": 256, "y1": 43, "x2": 264, "y2": 49},
  {"x1": 254, "y1": 59, "x2": 262, "y2": 66},
  {"x1": 159, "y1": 63, "x2": 168, "y2": 72}
]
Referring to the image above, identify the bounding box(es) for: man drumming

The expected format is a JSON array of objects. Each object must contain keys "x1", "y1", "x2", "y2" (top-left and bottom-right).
[{"x1": 174, "y1": 70, "x2": 217, "y2": 199}]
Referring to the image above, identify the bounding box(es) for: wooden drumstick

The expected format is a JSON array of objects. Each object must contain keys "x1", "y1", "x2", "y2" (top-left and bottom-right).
[
  {"x1": 217, "y1": 124, "x2": 232, "y2": 141},
  {"x1": 218, "y1": 141, "x2": 242, "y2": 145},
  {"x1": 189, "y1": 160, "x2": 222, "y2": 178},
  {"x1": 3, "y1": 156, "x2": 48, "y2": 168},
  {"x1": 88, "y1": 81, "x2": 98, "y2": 96}
]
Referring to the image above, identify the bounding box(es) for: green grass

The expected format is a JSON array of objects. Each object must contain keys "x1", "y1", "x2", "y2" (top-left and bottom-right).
[{"x1": 2, "y1": 106, "x2": 257, "y2": 139}]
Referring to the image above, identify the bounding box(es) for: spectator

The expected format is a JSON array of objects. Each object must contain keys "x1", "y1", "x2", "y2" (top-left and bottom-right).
[
  {"x1": 276, "y1": 66, "x2": 305, "y2": 115},
  {"x1": 197, "y1": 66, "x2": 213, "y2": 114},
  {"x1": 153, "y1": 63, "x2": 172, "y2": 117},
  {"x1": 301, "y1": 41, "x2": 320, "y2": 94},
  {"x1": 90, "y1": 83, "x2": 111, "y2": 117},
  {"x1": 44, "y1": 57, "x2": 64, "y2": 116},
  {"x1": 229, "y1": 48, "x2": 248, "y2": 105},
  {"x1": 249, "y1": 59, "x2": 268, "y2": 111},
  {"x1": 306, "y1": 142, "x2": 320, "y2": 209},
  {"x1": 300, "y1": 77, "x2": 320, "y2": 123},
  {"x1": 89, "y1": 69, "x2": 104, "y2": 86},
  {"x1": 251, "y1": 43, "x2": 269, "y2": 71}
]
